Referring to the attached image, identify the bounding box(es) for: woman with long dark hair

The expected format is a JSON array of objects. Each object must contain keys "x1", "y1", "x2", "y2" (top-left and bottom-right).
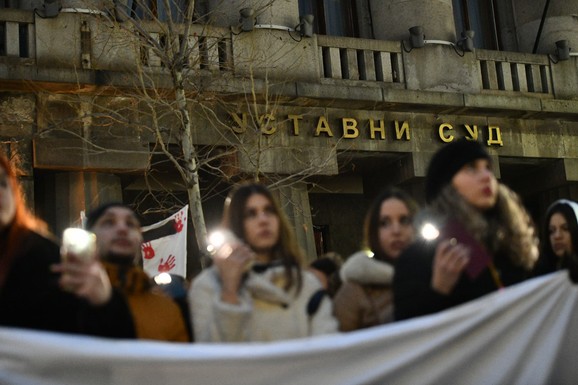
[
  {"x1": 535, "y1": 199, "x2": 578, "y2": 282},
  {"x1": 333, "y1": 187, "x2": 418, "y2": 331},
  {"x1": 393, "y1": 139, "x2": 539, "y2": 321},
  {"x1": 190, "y1": 183, "x2": 338, "y2": 342}
]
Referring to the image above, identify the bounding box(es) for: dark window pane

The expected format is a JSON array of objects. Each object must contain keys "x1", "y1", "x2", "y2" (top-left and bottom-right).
[
  {"x1": 299, "y1": 0, "x2": 361, "y2": 37},
  {"x1": 453, "y1": 0, "x2": 500, "y2": 50},
  {"x1": 19, "y1": 23, "x2": 28, "y2": 58},
  {"x1": 0, "y1": 22, "x2": 5, "y2": 56}
]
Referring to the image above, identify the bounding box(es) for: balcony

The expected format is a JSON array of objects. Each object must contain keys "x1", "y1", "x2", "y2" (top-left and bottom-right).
[
  {"x1": 0, "y1": 9, "x2": 34, "y2": 63},
  {"x1": 477, "y1": 49, "x2": 552, "y2": 95},
  {"x1": 317, "y1": 35, "x2": 404, "y2": 85},
  {"x1": 0, "y1": 9, "x2": 577, "y2": 109}
]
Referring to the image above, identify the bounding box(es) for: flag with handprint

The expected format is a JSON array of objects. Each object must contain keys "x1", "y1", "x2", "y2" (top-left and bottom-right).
[{"x1": 140, "y1": 205, "x2": 188, "y2": 278}]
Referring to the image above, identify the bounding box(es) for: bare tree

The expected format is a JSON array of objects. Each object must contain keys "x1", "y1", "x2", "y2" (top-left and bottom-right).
[{"x1": 30, "y1": 0, "x2": 341, "y2": 269}]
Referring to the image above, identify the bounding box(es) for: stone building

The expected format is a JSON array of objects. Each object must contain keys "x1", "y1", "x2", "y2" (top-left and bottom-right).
[{"x1": 1, "y1": 0, "x2": 577, "y2": 275}]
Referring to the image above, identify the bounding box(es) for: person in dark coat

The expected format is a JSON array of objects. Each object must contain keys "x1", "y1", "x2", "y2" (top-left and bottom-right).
[
  {"x1": 393, "y1": 139, "x2": 539, "y2": 321},
  {"x1": 0, "y1": 152, "x2": 134, "y2": 337},
  {"x1": 535, "y1": 199, "x2": 578, "y2": 282},
  {"x1": 309, "y1": 252, "x2": 343, "y2": 298}
]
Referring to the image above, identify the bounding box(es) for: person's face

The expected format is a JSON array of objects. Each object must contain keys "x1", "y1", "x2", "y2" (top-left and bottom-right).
[
  {"x1": 377, "y1": 198, "x2": 415, "y2": 260},
  {"x1": 243, "y1": 194, "x2": 280, "y2": 256},
  {"x1": 452, "y1": 158, "x2": 498, "y2": 211},
  {"x1": 549, "y1": 212, "x2": 573, "y2": 258},
  {"x1": 91, "y1": 206, "x2": 143, "y2": 260},
  {"x1": 0, "y1": 166, "x2": 16, "y2": 231}
]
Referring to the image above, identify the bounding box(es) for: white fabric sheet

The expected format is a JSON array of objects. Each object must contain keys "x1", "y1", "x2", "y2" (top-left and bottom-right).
[
  {"x1": 141, "y1": 205, "x2": 188, "y2": 278},
  {"x1": 1, "y1": 272, "x2": 577, "y2": 385}
]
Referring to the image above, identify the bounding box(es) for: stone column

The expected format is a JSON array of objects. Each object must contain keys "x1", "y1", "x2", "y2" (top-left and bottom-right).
[
  {"x1": 369, "y1": 0, "x2": 456, "y2": 42},
  {"x1": 272, "y1": 182, "x2": 317, "y2": 263},
  {"x1": 513, "y1": 0, "x2": 578, "y2": 54}
]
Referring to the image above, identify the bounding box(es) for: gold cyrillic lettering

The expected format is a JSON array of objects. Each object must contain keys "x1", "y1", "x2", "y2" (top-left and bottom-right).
[
  {"x1": 287, "y1": 114, "x2": 302, "y2": 136},
  {"x1": 395, "y1": 120, "x2": 410, "y2": 140},
  {"x1": 487, "y1": 125, "x2": 504, "y2": 146},
  {"x1": 258, "y1": 114, "x2": 276, "y2": 135},
  {"x1": 342, "y1": 118, "x2": 359, "y2": 139},
  {"x1": 438, "y1": 123, "x2": 454, "y2": 143},
  {"x1": 230, "y1": 112, "x2": 247, "y2": 134},
  {"x1": 315, "y1": 116, "x2": 334, "y2": 137},
  {"x1": 369, "y1": 119, "x2": 385, "y2": 139},
  {"x1": 464, "y1": 124, "x2": 478, "y2": 140}
]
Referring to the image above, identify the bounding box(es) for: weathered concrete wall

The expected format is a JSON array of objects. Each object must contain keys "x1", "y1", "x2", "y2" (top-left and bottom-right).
[
  {"x1": 550, "y1": 58, "x2": 578, "y2": 100},
  {"x1": 35, "y1": 13, "x2": 83, "y2": 68},
  {"x1": 513, "y1": 0, "x2": 578, "y2": 54},
  {"x1": 205, "y1": 0, "x2": 299, "y2": 29},
  {"x1": 0, "y1": 94, "x2": 36, "y2": 138},
  {"x1": 370, "y1": 0, "x2": 456, "y2": 42},
  {"x1": 403, "y1": 45, "x2": 481, "y2": 93},
  {"x1": 232, "y1": 28, "x2": 319, "y2": 81},
  {"x1": 89, "y1": 18, "x2": 139, "y2": 71}
]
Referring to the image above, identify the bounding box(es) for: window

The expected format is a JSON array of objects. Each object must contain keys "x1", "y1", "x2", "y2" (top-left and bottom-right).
[
  {"x1": 19, "y1": 23, "x2": 29, "y2": 58},
  {"x1": 125, "y1": 0, "x2": 189, "y2": 22},
  {"x1": 0, "y1": 22, "x2": 5, "y2": 56},
  {"x1": 453, "y1": 0, "x2": 501, "y2": 50},
  {"x1": 298, "y1": 0, "x2": 362, "y2": 38},
  {"x1": 0, "y1": 0, "x2": 18, "y2": 8}
]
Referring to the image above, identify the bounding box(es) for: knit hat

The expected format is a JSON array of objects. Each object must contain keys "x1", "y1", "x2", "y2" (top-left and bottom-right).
[
  {"x1": 425, "y1": 138, "x2": 491, "y2": 203},
  {"x1": 85, "y1": 202, "x2": 139, "y2": 230}
]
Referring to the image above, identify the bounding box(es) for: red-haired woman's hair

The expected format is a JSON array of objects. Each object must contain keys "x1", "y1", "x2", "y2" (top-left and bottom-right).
[{"x1": 0, "y1": 153, "x2": 47, "y2": 263}]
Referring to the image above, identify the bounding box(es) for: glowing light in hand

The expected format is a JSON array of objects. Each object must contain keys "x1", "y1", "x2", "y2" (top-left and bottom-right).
[
  {"x1": 154, "y1": 272, "x2": 172, "y2": 285},
  {"x1": 421, "y1": 223, "x2": 440, "y2": 240}
]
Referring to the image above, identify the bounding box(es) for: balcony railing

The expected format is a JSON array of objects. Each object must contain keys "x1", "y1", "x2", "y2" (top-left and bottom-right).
[
  {"x1": 0, "y1": 9, "x2": 566, "y2": 100},
  {"x1": 0, "y1": 10, "x2": 34, "y2": 60},
  {"x1": 317, "y1": 35, "x2": 404, "y2": 84},
  {"x1": 139, "y1": 24, "x2": 232, "y2": 73},
  {"x1": 476, "y1": 49, "x2": 552, "y2": 95}
]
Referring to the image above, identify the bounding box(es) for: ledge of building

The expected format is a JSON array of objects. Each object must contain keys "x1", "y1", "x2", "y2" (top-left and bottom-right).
[{"x1": 2, "y1": 64, "x2": 577, "y2": 121}]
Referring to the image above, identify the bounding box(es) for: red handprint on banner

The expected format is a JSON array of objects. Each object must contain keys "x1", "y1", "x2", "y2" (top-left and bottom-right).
[
  {"x1": 142, "y1": 242, "x2": 155, "y2": 260},
  {"x1": 173, "y1": 211, "x2": 186, "y2": 233},
  {"x1": 158, "y1": 255, "x2": 176, "y2": 272}
]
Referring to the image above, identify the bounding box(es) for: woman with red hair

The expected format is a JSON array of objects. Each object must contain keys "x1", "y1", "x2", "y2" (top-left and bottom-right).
[{"x1": 0, "y1": 152, "x2": 133, "y2": 337}]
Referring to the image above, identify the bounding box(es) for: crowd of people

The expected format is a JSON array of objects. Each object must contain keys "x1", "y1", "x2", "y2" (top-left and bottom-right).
[{"x1": 1, "y1": 138, "x2": 577, "y2": 343}]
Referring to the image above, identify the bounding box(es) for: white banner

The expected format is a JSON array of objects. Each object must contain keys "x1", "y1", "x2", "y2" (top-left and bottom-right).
[
  {"x1": 140, "y1": 205, "x2": 188, "y2": 278},
  {"x1": 1, "y1": 272, "x2": 577, "y2": 385}
]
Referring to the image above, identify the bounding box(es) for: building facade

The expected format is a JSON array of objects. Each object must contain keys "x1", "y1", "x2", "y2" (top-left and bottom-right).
[{"x1": 1, "y1": 0, "x2": 578, "y2": 275}]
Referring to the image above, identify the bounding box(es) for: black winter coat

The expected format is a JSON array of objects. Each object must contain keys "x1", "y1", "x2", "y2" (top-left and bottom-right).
[
  {"x1": 0, "y1": 229, "x2": 135, "y2": 338},
  {"x1": 393, "y1": 238, "x2": 530, "y2": 321}
]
